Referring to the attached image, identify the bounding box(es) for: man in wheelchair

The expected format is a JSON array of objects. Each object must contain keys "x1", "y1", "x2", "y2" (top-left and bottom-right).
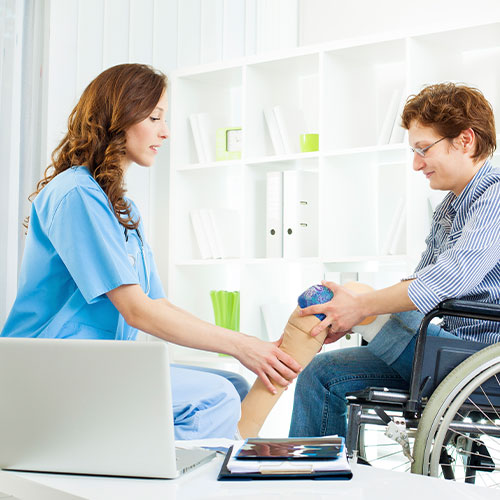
[{"x1": 289, "y1": 83, "x2": 500, "y2": 485}]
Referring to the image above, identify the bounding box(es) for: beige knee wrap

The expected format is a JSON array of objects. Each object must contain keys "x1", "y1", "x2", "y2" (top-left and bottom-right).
[
  {"x1": 238, "y1": 281, "x2": 376, "y2": 439},
  {"x1": 238, "y1": 306, "x2": 326, "y2": 439}
]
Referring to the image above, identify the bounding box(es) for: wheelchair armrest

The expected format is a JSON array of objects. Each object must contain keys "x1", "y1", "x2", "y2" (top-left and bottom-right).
[
  {"x1": 406, "y1": 299, "x2": 500, "y2": 416},
  {"x1": 437, "y1": 299, "x2": 500, "y2": 322}
]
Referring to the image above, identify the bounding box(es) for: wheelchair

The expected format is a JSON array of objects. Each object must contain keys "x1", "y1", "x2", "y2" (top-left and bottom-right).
[{"x1": 345, "y1": 299, "x2": 500, "y2": 487}]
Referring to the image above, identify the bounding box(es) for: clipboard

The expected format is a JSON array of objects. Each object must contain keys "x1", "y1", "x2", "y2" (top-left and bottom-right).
[{"x1": 217, "y1": 446, "x2": 353, "y2": 481}]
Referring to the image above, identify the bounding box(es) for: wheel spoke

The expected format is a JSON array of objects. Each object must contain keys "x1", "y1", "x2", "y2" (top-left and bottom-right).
[
  {"x1": 478, "y1": 384, "x2": 500, "y2": 421},
  {"x1": 465, "y1": 393, "x2": 500, "y2": 427},
  {"x1": 369, "y1": 448, "x2": 409, "y2": 462}
]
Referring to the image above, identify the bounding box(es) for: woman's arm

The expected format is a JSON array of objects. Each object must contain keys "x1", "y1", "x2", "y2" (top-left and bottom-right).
[{"x1": 107, "y1": 284, "x2": 301, "y2": 393}]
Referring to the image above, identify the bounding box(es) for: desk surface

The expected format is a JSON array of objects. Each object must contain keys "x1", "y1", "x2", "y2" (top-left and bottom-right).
[{"x1": 4, "y1": 455, "x2": 499, "y2": 500}]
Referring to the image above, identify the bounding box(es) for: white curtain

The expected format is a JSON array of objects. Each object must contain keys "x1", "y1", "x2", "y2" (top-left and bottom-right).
[{"x1": 0, "y1": 0, "x2": 46, "y2": 326}]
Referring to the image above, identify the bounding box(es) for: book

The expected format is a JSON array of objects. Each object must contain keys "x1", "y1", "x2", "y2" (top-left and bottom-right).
[
  {"x1": 197, "y1": 112, "x2": 215, "y2": 163},
  {"x1": 377, "y1": 88, "x2": 400, "y2": 145},
  {"x1": 190, "y1": 209, "x2": 212, "y2": 259},
  {"x1": 273, "y1": 105, "x2": 306, "y2": 154},
  {"x1": 189, "y1": 114, "x2": 206, "y2": 163},
  {"x1": 263, "y1": 108, "x2": 286, "y2": 155},
  {"x1": 199, "y1": 208, "x2": 221, "y2": 259},
  {"x1": 209, "y1": 208, "x2": 240, "y2": 258},
  {"x1": 389, "y1": 90, "x2": 407, "y2": 144}
]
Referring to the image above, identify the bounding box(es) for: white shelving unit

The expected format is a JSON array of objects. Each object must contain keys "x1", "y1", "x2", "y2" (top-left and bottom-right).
[{"x1": 166, "y1": 21, "x2": 500, "y2": 372}]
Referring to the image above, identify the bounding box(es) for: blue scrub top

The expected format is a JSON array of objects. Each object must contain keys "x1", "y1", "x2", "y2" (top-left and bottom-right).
[{"x1": 1, "y1": 166, "x2": 165, "y2": 340}]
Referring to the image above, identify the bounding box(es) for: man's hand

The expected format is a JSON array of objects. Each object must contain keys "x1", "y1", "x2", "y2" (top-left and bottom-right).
[{"x1": 298, "y1": 281, "x2": 367, "y2": 336}]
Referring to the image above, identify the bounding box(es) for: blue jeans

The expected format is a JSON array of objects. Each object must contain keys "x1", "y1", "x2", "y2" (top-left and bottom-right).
[{"x1": 289, "y1": 311, "x2": 457, "y2": 437}]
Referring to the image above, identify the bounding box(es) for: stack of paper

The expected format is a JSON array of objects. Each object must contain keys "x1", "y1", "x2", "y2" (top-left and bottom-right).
[
  {"x1": 190, "y1": 208, "x2": 240, "y2": 259},
  {"x1": 219, "y1": 437, "x2": 352, "y2": 480}
]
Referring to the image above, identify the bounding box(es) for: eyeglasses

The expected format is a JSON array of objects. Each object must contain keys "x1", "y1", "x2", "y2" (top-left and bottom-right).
[{"x1": 410, "y1": 136, "x2": 447, "y2": 157}]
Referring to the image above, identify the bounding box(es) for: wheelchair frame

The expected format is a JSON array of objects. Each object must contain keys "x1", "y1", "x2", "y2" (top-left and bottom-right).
[{"x1": 345, "y1": 299, "x2": 500, "y2": 482}]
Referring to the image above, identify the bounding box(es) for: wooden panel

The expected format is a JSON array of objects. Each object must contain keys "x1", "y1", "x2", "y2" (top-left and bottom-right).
[
  {"x1": 77, "y1": 0, "x2": 104, "y2": 95},
  {"x1": 129, "y1": 0, "x2": 154, "y2": 64},
  {"x1": 103, "y1": 0, "x2": 130, "y2": 67}
]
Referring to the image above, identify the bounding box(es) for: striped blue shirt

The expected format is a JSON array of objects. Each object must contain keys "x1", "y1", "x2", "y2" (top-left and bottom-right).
[{"x1": 407, "y1": 160, "x2": 500, "y2": 344}]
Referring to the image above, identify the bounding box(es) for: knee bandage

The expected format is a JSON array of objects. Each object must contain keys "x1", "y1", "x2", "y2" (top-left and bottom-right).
[{"x1": 238, "y1": 282, "x2": 380, "y2": 438}]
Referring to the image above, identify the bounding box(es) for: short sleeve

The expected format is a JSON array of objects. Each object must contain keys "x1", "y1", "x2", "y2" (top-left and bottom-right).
[
  {"x1": 146, "y1": 244, "x2": 166, "y2": 300},
  {"x1": 48, "y1": 186, "x2": 139, "y2": 303}
]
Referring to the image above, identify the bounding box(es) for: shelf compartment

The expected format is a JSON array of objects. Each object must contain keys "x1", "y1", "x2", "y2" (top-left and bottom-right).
[
  {"x1": 242, "y1": 159, "x2": 319, "y2": 259},
  {"x1": 172, "y1": 66, "x2": 243, "y2": 166},
  {"x1": 171, "y1": 166, "x2": 243, "y2": 262},
  {"x1": 408, "y1": 23, "x2": 500, "y2": 119},
  {"x1": 245, "y1": 53, "x2": 320, "y2": 159},
  {"x1": 320, "y1": 153, "x2": 408, "y2": 259},
  {"x1": 323, "y1": 39, "x2": 407, "y2": 150}
]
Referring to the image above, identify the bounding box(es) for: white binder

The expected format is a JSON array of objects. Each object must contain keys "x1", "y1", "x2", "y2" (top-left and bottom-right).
[
  {"x1": 283, "y1": 170, "x2": 318, "y2": 259},
  {"x1": 265, "y1": 171, "x2": 283, "y2": 258}
]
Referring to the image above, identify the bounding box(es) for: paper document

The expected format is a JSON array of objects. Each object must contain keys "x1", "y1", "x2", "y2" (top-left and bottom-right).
[{"x1": 227, "y1": 439, "x2": 351, "y2": 473}]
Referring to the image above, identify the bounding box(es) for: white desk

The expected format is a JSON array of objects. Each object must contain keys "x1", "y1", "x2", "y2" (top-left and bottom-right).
[{"x1": 4, "y1": 455, "x2": 499, "y2": 500}]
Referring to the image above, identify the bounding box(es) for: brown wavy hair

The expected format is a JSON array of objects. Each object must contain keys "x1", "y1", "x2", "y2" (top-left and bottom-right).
[
  {"x1": 401, "y1": 82, "x2": 496, "y2": 161},
  {"x1": 27, "y1": 63, "x2": 167, "y2": 229}
]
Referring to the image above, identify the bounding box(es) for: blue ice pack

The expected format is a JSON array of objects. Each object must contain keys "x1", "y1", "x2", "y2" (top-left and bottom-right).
[{"x1": 297, "y1": 285, "x2": 334, "y2": 320}]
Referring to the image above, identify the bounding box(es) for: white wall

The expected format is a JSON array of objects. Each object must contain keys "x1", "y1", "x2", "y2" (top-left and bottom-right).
[
  {"x1": 298, "y1": 0, "x2": 500, "y2": 45},
  {"x1": 3, "y1": 0, "x2": 500, "y2": 326}
]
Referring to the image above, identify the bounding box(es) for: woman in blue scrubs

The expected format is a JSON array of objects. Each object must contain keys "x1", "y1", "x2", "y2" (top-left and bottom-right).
[{"x1": 0, "y1": 63, "x2": 301, "y2": 439}]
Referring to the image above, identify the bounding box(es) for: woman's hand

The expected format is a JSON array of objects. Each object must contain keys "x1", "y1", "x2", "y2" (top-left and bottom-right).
[
  {"x1": 234, "y1": 334, "x2": 302, "y2": 394},
  {"x1": 298, "y1": 281, "x2": 367, "y2": 337},
  {"x1": 323, "y1": 328, "x2": 351, "y2": 344}
]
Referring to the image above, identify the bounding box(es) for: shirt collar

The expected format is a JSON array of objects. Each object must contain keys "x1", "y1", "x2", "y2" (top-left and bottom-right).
[{"x1": 450, "y1": 159, "x2": 493, "y2": 214}]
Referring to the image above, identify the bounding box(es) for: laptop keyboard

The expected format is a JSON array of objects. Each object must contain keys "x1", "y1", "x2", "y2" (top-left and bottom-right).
[{"x1": 0, "y1": 492, "x2": 21, "y2": 500}]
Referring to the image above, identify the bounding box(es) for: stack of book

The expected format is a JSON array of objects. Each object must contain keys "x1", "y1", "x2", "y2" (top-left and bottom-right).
[
  {"x1": 189, "y1": 113, "x2": 215, "y2": 163},
  {"x1": 190, "y1": 208, "x2": 240, "y2": 259},
  {"x1": 377, "y1": 88, "x2": 407, "y2": 145},
  {"x1": 218, "y1": 437, "x2": 352, "y2": 480},
  {"x1": 263, "y1": 105, "x2": 306, "y2": 155}
]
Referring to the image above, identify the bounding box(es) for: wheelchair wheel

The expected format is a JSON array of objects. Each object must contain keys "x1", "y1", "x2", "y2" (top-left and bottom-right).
[{"x1": 412, "y1": 343, "x2": 500, "y2": 487}]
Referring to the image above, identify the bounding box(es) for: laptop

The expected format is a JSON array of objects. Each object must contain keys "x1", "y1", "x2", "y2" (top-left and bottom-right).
[{"x1": 0, "y1": 337, "x2": 216, "y2": 479}]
